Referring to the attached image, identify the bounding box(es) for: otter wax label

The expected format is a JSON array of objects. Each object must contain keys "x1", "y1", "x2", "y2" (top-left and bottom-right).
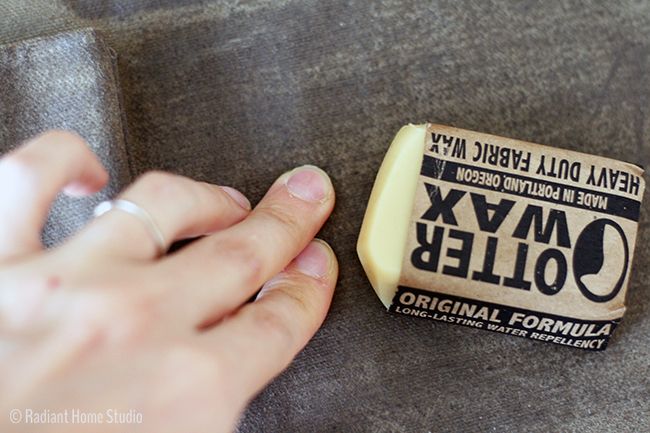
[{"x1": 393, "y1": 124, "x2": 645, "y2": 350}]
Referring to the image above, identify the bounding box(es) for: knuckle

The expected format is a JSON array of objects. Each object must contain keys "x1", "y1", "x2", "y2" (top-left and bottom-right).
[
  {"x1": 195, "y1": 183, "x2": 235, "y2": 218},
  {"x1": 204, "y1": 182, "x2": 240, "y2": 214},
  {"x1": 136, "y1": 171, "x2": 199, "y2": 208},
  {"x1": 72, "y1": 291, "x2": 157, "y2": 344},
  {"x1": 258, "y1": 275, "x2": 326, "y2": 334},
  {"x1": 217, "y1": 235, "x2": 264, "y2": 284},
  {"x1": 277, "y1": 281, "x2": 316, "y2": 314},
  {"x1": 248, "y1": 303, "x2": 295, "y2": 348},
  {"x1": 266, "y1": 275, "x2": 320, "y2": 320},
  {"x1": 258, "y1": 203, "x2": 303, "y2": 244},
  {"x1": 198, "y1": 182, "x2": 229, "y2": 206},
  {"x1": 137, "y1": 170, "x2": 180, "y2": 192}
]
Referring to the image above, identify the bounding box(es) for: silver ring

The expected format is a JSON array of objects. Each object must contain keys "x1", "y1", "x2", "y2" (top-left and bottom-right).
[{"x1": 93, "y1": 199, "x2": 167, "y2": 256}]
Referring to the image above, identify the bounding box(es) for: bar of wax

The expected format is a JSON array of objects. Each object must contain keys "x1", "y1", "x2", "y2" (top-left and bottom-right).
[
  {"x1": 357, "y1": 124, "x2": 427, "y2": 306},
  {"x1": 356, "y1": 123, "x2": 645, "y2": 351}
]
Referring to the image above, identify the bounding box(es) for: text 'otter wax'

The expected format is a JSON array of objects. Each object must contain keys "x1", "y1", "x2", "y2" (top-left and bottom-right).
[{"x1": 357, "y1": 124, "x2": 645, "y2": 350}]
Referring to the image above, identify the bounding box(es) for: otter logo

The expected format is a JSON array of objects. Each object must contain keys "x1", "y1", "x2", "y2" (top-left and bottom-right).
[{"x1": 573, "y1": 219, "x2": 629, "y2": 302}]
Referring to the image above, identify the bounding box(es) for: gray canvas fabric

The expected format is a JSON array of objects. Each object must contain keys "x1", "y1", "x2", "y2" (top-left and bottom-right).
[
  {"x1": 0, "y1": 28, "x2": 132, "y2": 246},
  {"x1": 0, "y1": 2, "x2": 649, "y2": 432}
]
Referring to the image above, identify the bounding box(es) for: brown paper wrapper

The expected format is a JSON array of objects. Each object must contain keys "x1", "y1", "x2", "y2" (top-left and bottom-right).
[{"x1": 391, "y1": 124, "x2": 645, "y2": 350}]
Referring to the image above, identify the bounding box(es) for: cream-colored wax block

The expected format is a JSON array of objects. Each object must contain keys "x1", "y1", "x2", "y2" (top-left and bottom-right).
[
  {"x1": 357, "y1": 124, "x2": 427, "y2": 307},
  {"x1": 357, "y1": 122, "x2": 644, "y2": 350}
]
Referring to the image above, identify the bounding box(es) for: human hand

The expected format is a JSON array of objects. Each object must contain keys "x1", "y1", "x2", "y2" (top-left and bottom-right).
[{"x1": 0, "y1": 131, "x2": 338, "y2": 433}]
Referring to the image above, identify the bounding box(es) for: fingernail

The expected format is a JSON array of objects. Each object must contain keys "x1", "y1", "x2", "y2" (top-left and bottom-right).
[
  {"x1": 221, "y1": 186, "x2": 251, "y2": 210},
  {"x1": 294, "y1": 239, "x2": 332, "y2": 279},
  {"x1": 285, "y1": 165, "x2": 331, "y2": 202}
]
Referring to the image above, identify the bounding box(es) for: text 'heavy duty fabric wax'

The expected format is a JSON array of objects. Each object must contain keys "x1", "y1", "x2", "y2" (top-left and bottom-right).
[{"x1": 357, "y1": 124, "x2": 645, "y2": 350}]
